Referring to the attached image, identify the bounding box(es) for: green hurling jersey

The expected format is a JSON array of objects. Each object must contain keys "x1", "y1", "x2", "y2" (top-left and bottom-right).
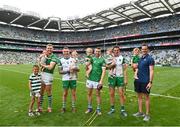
[
  {"x1": 88, "y1": 56, "x2": 106, "y2": 82},
  {"x1": 86, "y1": 55, "x2": 93, "y2": 63},
  {"x1": 43, "y1": 54, "x2": 58, "y2": 74},
  {"x1": 132, "y1": 55, "x2": 140, "y2": 64}
]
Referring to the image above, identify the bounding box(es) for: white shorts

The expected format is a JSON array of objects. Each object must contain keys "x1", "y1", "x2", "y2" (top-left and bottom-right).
[
  {"x1": 30, "y1": 92, "x2": 41, "y2": 97},
  {"x1": 41, "y1": 72, "x2": 53, "y2": 85},
  {"x1": 86, "y1": 80, "x2": 99, "y2": 89}
]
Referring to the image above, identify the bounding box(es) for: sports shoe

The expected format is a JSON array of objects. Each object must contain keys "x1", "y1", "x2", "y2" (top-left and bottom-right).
[
  {"x1": 85, "y1": 108, "x2": 93, "y2": 114},
  {"x1": 143, "y1": 115, "x2": 150, "y2": 122},
  {"x1": 35, "y1": 111, "x2": 41, "y2": 116},
  {"x1": 72, "y1": 108, "x2": 76, "y2": 113},
  {"x1": 61, "y1": 108, "x2": 66, "y2": 114},
  {"x1": 47, "y1": 107, "x2": 52, "y2": 113},
  {"x1": 28, "y1": 111, "x2": 34, "y2": 117},
  {"x1": 121, "y1": 110, "x2": 127, "y2": 117},
  {"x1": 96, "y1": 109, "x2": 102, "y2": 115},
  {"x1": 35, "y1": 109, "x2": 41, "y2": 116},
  {"x1": 38, "y1": 107, "x2": 43, "y2": 113},
  {"x1": 133, "y1": 112, "x2": 145, "y2": 117},
  {"x1": 108, "y1": 109, "x2": 115, "y2": 115}
]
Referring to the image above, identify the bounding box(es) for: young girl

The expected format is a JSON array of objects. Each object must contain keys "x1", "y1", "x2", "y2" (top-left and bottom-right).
[
  {"x1": 70, "y1": 50, "x2": 78, "y2": 79},
  {"x1": 85, "y1": 48, "x2": 93, "y2": 78},
  {"x1": 131, "y1": 48, "x2": 140, "y2": 79},
  {"x1": 28, "y1": 65, "x2": 42, "y2": 116},
  {"x1": 105, "y1": 48, "x2": 116, "y2": 77},
  {"x1": 38, "y1": 50, "x2": 48, "y2": 71}
]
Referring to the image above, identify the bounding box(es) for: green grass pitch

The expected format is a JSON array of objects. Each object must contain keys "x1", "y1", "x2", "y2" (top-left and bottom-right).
[{"x1": 0, "y1": 64, "x2": 180, "y2": 126}]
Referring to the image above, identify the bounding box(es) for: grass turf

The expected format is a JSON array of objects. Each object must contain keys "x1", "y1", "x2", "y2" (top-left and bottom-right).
[{"x1": 0, "y1": 64, "x2": 180, "y2": 126}]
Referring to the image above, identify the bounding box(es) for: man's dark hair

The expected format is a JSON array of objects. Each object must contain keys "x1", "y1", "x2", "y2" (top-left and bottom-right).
[
  {"x1": 63, "y1": 46, "x2": 69, "y2": 50},
  {"x1": 95, "y1": 47, "x2": 101, "y2": 50},
  {"x1": 113, "y1": 46, "x2": 120, "y2": 51},
  {"x1": 141, "y1": 43, "x2": 148, "y2": 48}
]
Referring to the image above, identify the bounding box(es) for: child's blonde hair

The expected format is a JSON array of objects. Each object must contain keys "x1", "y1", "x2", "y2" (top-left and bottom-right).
[
  {"x1": 86, "y1": 48, "x2": 93, "y2": 56},
  {"x1": 106, "y1": 47, "x2": 113, "y2": 55},
  {"x1": 133, "y1": 48, "x2": 140, "y2": 54},
  {"x1": 71, "y1": 50, "x2": 78, "y2": 58}
]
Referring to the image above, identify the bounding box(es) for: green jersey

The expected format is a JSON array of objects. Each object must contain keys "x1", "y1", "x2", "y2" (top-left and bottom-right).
[
  {"x1": 88, "y1": 56, "x2": 106, "y2": 82},
  {"x1": 132, "y1": 55, "x2": 140, "y2": 64},
  {"x1": 43, "y1": 53, "x2": 58, "y2": 74},
  {"x1": 86, "y1": 55, "x2": 93, "y2": 63}
]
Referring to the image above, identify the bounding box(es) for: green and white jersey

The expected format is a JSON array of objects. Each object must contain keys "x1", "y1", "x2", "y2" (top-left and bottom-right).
[
  {"x1": 111, "y1": 55, "x2": 126, "y2": 77},
  {"x1": 29, "y1": 73, "x2": 42, "y2": 93},
  {"x1": 43, "y1": 53, "x2": 58, "y2": 74},
  {"x1": 104, "y1": 54, "x2": 113, "y2": 65},
  {"x1": 59, "y1": 57, "x2": 78, "y2": 81},
  {"x1": 88, "y1": 56, "x2": 106, "y2": 82}
]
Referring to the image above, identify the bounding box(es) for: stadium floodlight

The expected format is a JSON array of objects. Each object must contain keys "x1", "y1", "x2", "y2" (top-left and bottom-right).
[{"x1": 3, "y1": 5, "x2": 20, "y2": 13}]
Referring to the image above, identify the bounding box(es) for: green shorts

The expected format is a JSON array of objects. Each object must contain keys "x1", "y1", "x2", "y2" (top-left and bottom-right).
[
  {"x1": 108, "y1": 77, "x2": 124, "y2": 88},
  {"x1": 62, "y1": 80, "x2": 77, "y2": 89}
]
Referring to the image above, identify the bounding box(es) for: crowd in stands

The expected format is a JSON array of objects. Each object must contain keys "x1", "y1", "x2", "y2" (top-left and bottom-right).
[
  {"x1": 1, "y1": 39, "x2": 180, "y2": 52},
  {"x1": 0, "y1": 15, "x2": 180, "y2": 43},
  {"x1": 0, "y1": 14, "x2": 180, "y2": 66},
  {"x1": 1, "y1": 49, "x2": 179, "y2": 65},
  {"x1": 0, "y1": 51, "x2": 39, "y2": 64},
  {"x1": 150, "y1": 49, "x2": 180, "y2": 66}
]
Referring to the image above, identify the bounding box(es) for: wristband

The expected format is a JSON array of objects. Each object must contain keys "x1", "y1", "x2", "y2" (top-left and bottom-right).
[{"x1": 149, "y1": 81, "x2": 152, "y2": 84}]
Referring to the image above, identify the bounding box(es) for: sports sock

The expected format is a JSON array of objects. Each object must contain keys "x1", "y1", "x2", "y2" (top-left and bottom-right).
[
  {"x1": 88, "y1": 103, "x2": 92, "y2": 109},
  {"x1": 111, "y1": 105, "x2": 115, "y2": 110},
  {"x1": 97, "y1": 104, "x2": 100, "y2": 110},
  {"x1": 121, "y1": 105, "x2": 125, "y2": 111},
  {"x1": 48, "y1": 95, "x2": 52, "y2": 108},
  {"x1": 62, "y1": 101, "x2": 66, "y2": 109},
  {"x1": 40, "y1": 95, "x2": 44, "y2": 108},
  {"x1": 72, "y1": 101, "x2": 75, "y2": 108}
]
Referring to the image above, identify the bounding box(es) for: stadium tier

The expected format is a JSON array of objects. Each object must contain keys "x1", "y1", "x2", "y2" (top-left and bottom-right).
[{"x1": 0, "y1": 0, "x2": 180, "y2": 65}]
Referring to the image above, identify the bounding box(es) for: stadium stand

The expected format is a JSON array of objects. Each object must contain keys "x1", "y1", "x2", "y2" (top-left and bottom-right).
[{"x1": 0, "y1": 0, "x2": 180, "y2": 66}]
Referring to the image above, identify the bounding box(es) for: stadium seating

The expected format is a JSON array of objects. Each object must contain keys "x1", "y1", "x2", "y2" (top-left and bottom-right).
[
  {"x1": 0, "y1": 15, "x2": 180, "y2": 43},
  {"x1": 0, "y1": 14, "x2": 180, "y2": 66}
]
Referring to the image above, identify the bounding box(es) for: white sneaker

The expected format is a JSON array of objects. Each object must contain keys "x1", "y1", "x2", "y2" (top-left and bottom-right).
[
  {"x1": 121, "y1": 110, "x2": 128, "y2": 117},
  {"x1": 35, "y1": 111, "x2": 41, "y2": 116},
  {"x1": 143, "y1": 115, "x2": 150, "y2": 121},
  {"x1": 133, "y1": 112, "x2": 145, "y2": 117},
  {"x1": 28, "y1": 112, "x2": 34, "y2": 117},
  {"x1": 96, "y1": 109, "x2": 102, "y2": 115}
]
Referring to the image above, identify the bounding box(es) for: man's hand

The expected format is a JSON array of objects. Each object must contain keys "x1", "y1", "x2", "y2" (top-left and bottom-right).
[
  {"x1": 146, "y1": 82, "x2": 152, "y2": 91},
  {"x1": 97, "y1": 84, "x2": 103, "y2": 91}
]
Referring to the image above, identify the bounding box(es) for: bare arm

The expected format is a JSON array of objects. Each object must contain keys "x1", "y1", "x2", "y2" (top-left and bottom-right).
[
  {"x1": 123, "y1": 64, "x2": 128, "y2": 85},
  {"x1": 28, "y1": 81, "x2": 32, "y2": 91},
  {"x1": 42, "y1": 62, "x2": 56, "y2": 70},
  {"x1": 146, "y1": 65, "x2": 154, "y2": 89},
  {"x1": 149, "y1": 65, "x2": 154, "y2": 83},
  {"x1": 99, "y1": 67, "x2": 106, "y2": 85}
]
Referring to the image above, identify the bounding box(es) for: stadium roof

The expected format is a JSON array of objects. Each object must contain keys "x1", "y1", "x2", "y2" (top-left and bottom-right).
[{"x1": 0, "y1": 0, "x2": 180, "y2": 32}]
